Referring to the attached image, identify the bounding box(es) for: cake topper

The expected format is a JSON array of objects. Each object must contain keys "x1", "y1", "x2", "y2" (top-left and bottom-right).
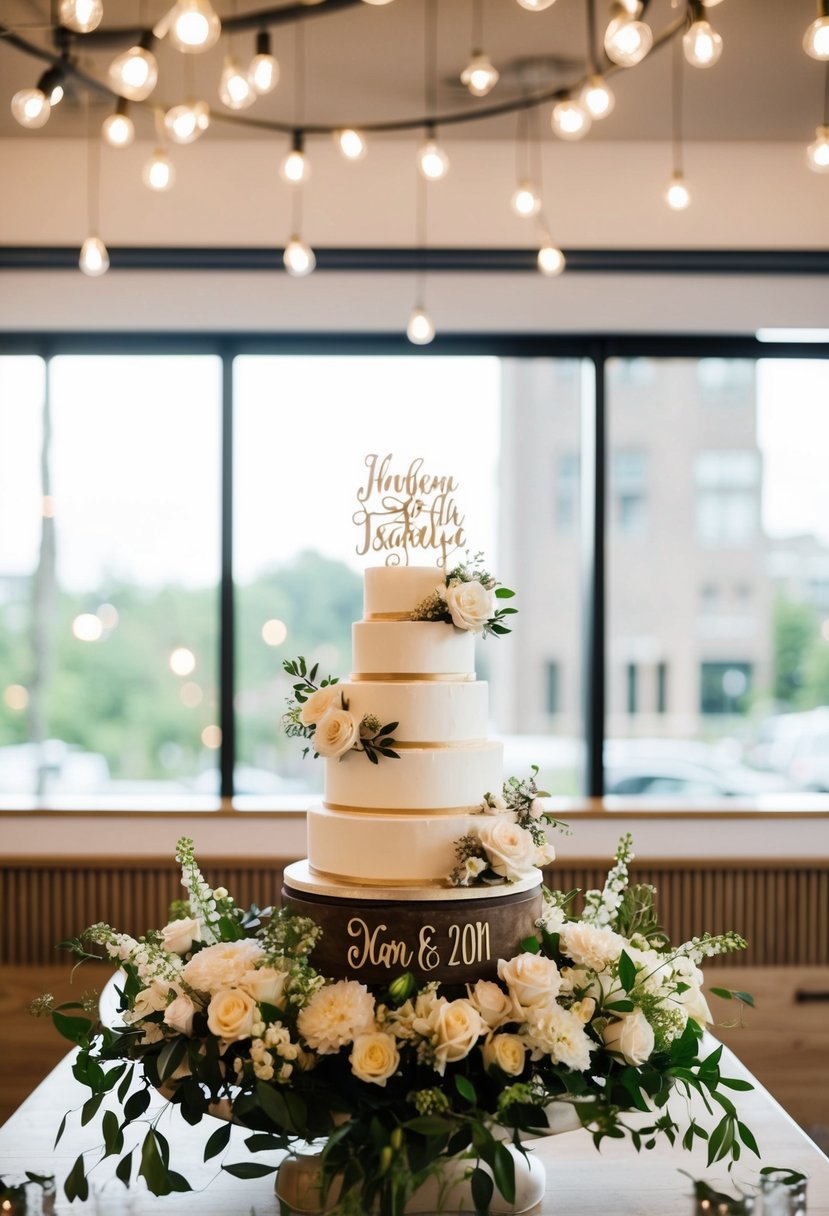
[{"x1": 353, "y1": 453, "x2": 466, "y2": 567}]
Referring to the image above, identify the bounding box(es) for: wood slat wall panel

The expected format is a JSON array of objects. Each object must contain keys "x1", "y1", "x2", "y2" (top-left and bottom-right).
[{"x1": 1, "y1": 861, "x2": 827, "y2": 966}]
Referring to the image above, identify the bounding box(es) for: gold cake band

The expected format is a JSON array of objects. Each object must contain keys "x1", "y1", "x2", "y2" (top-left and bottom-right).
[
  {"x1": 349, "y1": 672, "x2": 475, "y2": 682},
  {"x1": 364, "y1": 612, "x2": 413, "y2": 621},
  {"x1": 308, "y1": 864, "x2": 448, "y2": 888},
  {"x1": 390, "y1": 740, "x2": 481, "y2": 750},
  {"x1": 323, "y1": 801, "x2": 473, "y2": 816}
]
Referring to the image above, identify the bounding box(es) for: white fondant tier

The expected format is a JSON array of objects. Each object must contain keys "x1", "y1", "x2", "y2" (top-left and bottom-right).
[
  {"x1": 352, "y1": 620, "x2": 474, "y2": 677},
  {"x1": 363, "y1": 566, "x2": 443, "y2": 617},
  {"x1": 340, "y1": 680, "x2": 489, "y2": 743},
  {"x1": 285, "y1": 858, "x2": 541, "y2": 902},
  {"x1": 308, "y1": 801, "x2": 529, "y2": 884},
  {"x1": 324, "y1": 741, "x2": 502, "y2": 812}
]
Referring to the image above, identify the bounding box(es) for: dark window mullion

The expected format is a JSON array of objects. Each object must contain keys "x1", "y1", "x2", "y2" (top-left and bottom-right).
[
  {"x1": 581, "y1": 350, "x2": 607, "y2": 797},
  {"x1": 219, "y1": 350, "x2": 235, "y2": 801}
]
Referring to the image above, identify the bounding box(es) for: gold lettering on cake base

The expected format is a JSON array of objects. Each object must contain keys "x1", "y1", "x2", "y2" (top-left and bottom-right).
[
  {"x1": 346, "y1": 917, "x2": 414, "y2": 970},
  {"x1": 344, "y1": 916, "x2": 492, "y2": 972},
  {"x1": 353, "y1": 453, "x2": 466, "y2": 568}
]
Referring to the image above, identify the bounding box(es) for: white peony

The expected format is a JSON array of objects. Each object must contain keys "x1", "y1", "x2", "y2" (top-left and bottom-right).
[
  {"x1": 160, "y1": 917, "x2": 201, "y2": 955},
  {"x1": 466, "y1": 979, "x2": 515, "y2": 1030},
  {"x1": 476, "y1": 817, "x2": 538, "y2": 882},
  {"x1": 559, "y1": 922, "x2": 626, "y2": 972},
  {"x1": 428, "y1": 998, "x2": 484, "y2": 1075},
  {"x1": 497, "y1": 952, "x2": 562, "y2": 1017},
  {"x1": 349, "y1": 1032, "x2": 400, "y2": 1087},
  {"x1": 313, "y1": 708, "x2": 361, "y2": 759},
  {"x1": 482, "y1": 1033, "x2": 526, "y2": 1076},
  {"x1": 299, "y1": 684, "x2": 343, "y2": 727},
  {"x1": 443, "y1": 579, "x2": 494, "y2": 633},
  {"x1": 181, "y1": 939, "x2": 265, "y2": 995},
  {"x1": 297, "y1": 980, "x2": 376, "y2": 1054},
  {"x1": 602, "y1": 1009, "x2": 655, "y2": 1066},
  {"x1": 164, "y1": 992, "x2": 197, "y2": 1035},
  {"x1": 523, "y1": 1004, "x2": 594, "y2": 1071},
  {"x1": 207, "y1": 988, "x2": 257, "y2": 1042}
]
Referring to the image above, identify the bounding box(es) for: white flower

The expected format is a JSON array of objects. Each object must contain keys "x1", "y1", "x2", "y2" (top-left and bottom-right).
[
  {"x1": 559, "y1": 922, "x2": 626, "y2": 972},
  {"x1": 428, "y1": 998, "x2": 484, "y2": 1075},
  {"x1": 181, "y1": 939, "x2": 265, "y2": 994},
  {"x1": 239, "y1": 967, "x2": 287, "y2": 1008},
  {"x1": 481, "y1": 792, "x2": 508, "y2": 815},
  {"x1": 297, "y1": 980, "x2": 376, "y2": 1054},
  {"x1": 534, "y1": 840, "x2": 557, "y2": 868},
  {"x1": 313, "y1": 708, "x2": 361, "y2": 759},
  {"x1": 349, "y1": 1032, "x2": 400, "y2": 1086},
  {"x1": 527, "y1": 799, "x2": 546, "y2": 820},
  {"x1": 461, "y1": 856, "x2": 488, "y2": 883},
  {"x1": 672, "y1": 957, "x2": 712, "y2": 1027},
  {"x1": 476, "y1": 818, "x2": 538, "y2": 882},
  {"x1": 466, "y1": 979, "x2": 515, "y2": 1030},
  {"x1": 299, "y1": 684, "x2": 343, "y2": 727},
  {"x1": 602, "y1": 1009, "x2": 655, "y2": 1066},
  {"x1": 160, "y1": 917, "x2": 201, "y2": 955},
  {"x1": 125, "y1": 980, "x2": 171, "y2": 1024},
  {"x1": 523, "y1": 1004, "x2": 593, "y2": 1072},
  {"x1": 443, "y1": 579, "x2": 494, "y2": 633},
  {"x1": 538, "y1": 900, "x2": 566, "y2": 935},
  {"x1": 207, "y1": 988, "x2": 257, "y2": 1042},
  {"x1": 164, "y1": 992, "x2": 197, "y2": 1035},
  {"x1": 497, "y1": 953, "x2": 562, "y2": 1017},
  {"x1": 482, "y1": 1032, "x2": 526, "y2": 1076}
]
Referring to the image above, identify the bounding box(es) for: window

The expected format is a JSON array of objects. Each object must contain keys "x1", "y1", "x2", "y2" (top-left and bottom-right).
[
  {"x1": 626, "y1": 663, "x2": 638, "y2": 714},
  {"x1": 555, "y1": 453, "x2": 579, "y2": 532},
  {"x1": 656, "y1": 662, "x2": 668, "y2": 714},
  {"x1": 612, "y1": 451, "x2": 647, "y2": 535},
  {"x1": 701, "y1": 662, "x2": 752, "y2": 715},
  {"x1": 545, "y1": 661, "x2": 560, "y2": 715}
]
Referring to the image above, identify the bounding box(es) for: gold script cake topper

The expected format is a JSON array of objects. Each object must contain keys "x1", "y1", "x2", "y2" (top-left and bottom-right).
[{"x1": 353, "y1": 453, "x2": 466, "y2": 568}]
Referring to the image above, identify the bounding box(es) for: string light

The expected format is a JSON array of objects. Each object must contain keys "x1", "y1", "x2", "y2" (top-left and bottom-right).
[
  {"x1": 511, "y1": 180, "x2": 541, "y2": 217},
  {"x1": 807, "y1": 125, "x2": 829, "y2": 172},
  {"x1": 142, "y1": 146, "x2": 175, "y2": 190},
  {"x1": 665, "y1": 38, "x2": 691, "y2": 209},
  {"x1": 461, "y1": 53, "x2": 499, "y2": 97},
  {"x1": 10, "y1": 66, "x2": 65, "y2": 129},
  {"x1": 79, "y1": 235, "x2": 109, "y2": 276},
  {"x1": 336, "y1": 128, "x2": 367, "y2": 160},
  {"x1": 283, "y1": 235, "x2": 315, "y2": 276},
  {"x1": 408, "y1": 157, "x2": 435, "y2": 345},
  {"x1": 79, "y1": 93, "x2": 109, "y2": 277},
  {"x1": 406, "y1": 307, "x2": 435, "y2": 344},
  {"x1": 604, "y1": 6, "x2": 653, "y2": 67},
  {"x1": 58, "y1": 0, "x2": 103, "y2": 34},
  {"x1": 683, "y1": 13, "x2": 723, "y2": 69},
  {"x1": 162, "y1": 0, "x2": 222, "y2": 53},
  {"x1": 164, "y1": 99, "x2": 209, "y2": 143},
  {"x1": 515, "y1": 0, "x2": 556, "y2": 10},
  {"x1": 803, "y1": 14, "x2": 829, "y2": 60},
  {"x1": 108, "y1": 37, "x2": 159, "y2": 101},
  {"x1": 417, "y1": 130, "x2": 450, "y2": 180},
  {"x1": 665, "y1": 172, "x2": 691, "y2": 209},
  {"x1": 551, "y1": 96, "x2": 591, "y2": 140},
  {"x1": 537, "y1": 239, "x2": 565, "y2": 276},
  {"x1": 281, "y1": 132, "x2": 310, "y2": 183},
  {"x1": 581, "y1": 74, "x2": 615, "y2": 119},
  {"x1": 219, "y1": 54, "x2": 255, "y2": 110},
  {"x1": 249, "y1": 30, "x2": 279, "y2": 94},
  {"x1": 102, "y1": 98, "x2": 135, "y2": 147}
]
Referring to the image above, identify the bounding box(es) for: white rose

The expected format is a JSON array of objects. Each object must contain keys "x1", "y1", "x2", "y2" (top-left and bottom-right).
[
  {"x1": 181, "y1": 939, "x2": 265, "y2": 994},
  {"x1": 349, "y1": 1032, "x2": 400, "y2": 1087},
  {"x1": 482, "y1": 1033, "x2": 526, "y2": 1076},
  {"x1": 497, "y1": 953, "x2": 562, "y2": 1016},
  {"x1": 160, "y1": 917, "x2": 201, "y2": 955},
  {"x1": 313, "y1": 708, "x2": 361, "y2": 759},
  {"x1": 239, "y1": 967, "x2": 287, "y2": 1008},
  {"x1": 300, "y1": 684, "x2": 343, "y2": 727},
  {"x1": 207, "y1": 988, "x2": 257, "y2": 1042},
  {"x1": 125, "y1": 980, "x2": 171, "y2": 1023},
  {"x1": 466, "y1": 979, "x2": 515, "y2": 1030},
  {"x1": 164, "y1": 992, "x2": 196, "y2": 1036},
  {"x1": 476, "y1": 818, "x2": 538, "y2": 882},
  {"x1": 602, "y1": 1009, "x2": 655, "y2": 1066},
  {"x1": 559, "y1": 922, "x2": 626, "y2": 972},
  {"x1": 429, "y1": 998, "x2": 484, "y2": 1075},
  {"x1": 443, "y1": 580, "x2": 494, "y2": 633}
]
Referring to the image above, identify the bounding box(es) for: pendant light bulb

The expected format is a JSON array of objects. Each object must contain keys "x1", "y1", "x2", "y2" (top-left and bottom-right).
[
  {"x1": 515, "y1": 0, "x2": 556, "y2": 10},
  {"x1": 283, "y1": 236, "x2": 316, "y2": 277},
  {"x1": 683, "y1": 18, "x2": 723, "y2": 68},
  {"x1": 417, "y1": 135, "x2": 450, "y2": 180},
  {"x1": 407, "y1": 306, "x2": 435, "y2": 345},
  {"x1": 807, "y1": 125, "x2": 829, "y2": 172},
  {"x1": 58, "y1": 0, "x2": 103, "y2": 33},
  {"x1": 511, "y1": 180, "x2": 541, "y2": 218},
  {"x1": 336, "y1": 128, "x2": 367, "y2": 161},
  {"x1": 108, "y1": 45, "x2": 159, "y2": 101},
  {"x1": 804, "y1": 15, "x2": 829, "y2": 60},
  {"x1": 142, "y1": 147, "x2": 175, "y2": 190},
  {"x1": 165, "y1": 0, "x2": 221, "y2": 53},
  {"x1": 665, "y1": 172, "x2": 691, "y2": 210},
  {"x1": 537, "y1": 240, "x2": 565, "y2": 277},
  {"x1": 164, "y1": 100, "x2": 210, "y2": 143},
  {"x1": 281, "y1": 144, "x2": 310, "y2": 184},
  {"x1": 460, "y1": 52, "x2": 499, "y2": 97},
  {"x1": 581, "y1": 74, "x2": 615, "y2": 120},
  {"x1": 604, "y1": 13, "x2": 653, "y2": 66},
  {"x1": 102, "y1": 104, "x2": 135, "y2": 148},
  {"x1": 249, "y1": 32, "x2": 279, "y2": 94},
  {"x1": 551, "y1": 97, "x2": 592, "y2": 140},
  {"x1": 79, "y1": 235, "x2": 110, "y2": 277},
  {"x1": 11, "y1": 88, "x2": 51, "y2": 129},
  {"x1": 219, "y1": 55, "x2": 255, "y2": 110}
]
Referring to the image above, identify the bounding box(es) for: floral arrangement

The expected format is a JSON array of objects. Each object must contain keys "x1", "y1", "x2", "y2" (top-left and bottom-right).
[
  {"x1": 450, "y1": 768, "x2": 568, "y2": 887},
  {"x1": 410, "y1": 553, "x2": 516, "y2": 637},
  {"x1": 41, "y1": 836, "x2": 758, "y2": 1215},
  {"x1": 281, "y1": 657, "x2": 399, "y2": 764}
]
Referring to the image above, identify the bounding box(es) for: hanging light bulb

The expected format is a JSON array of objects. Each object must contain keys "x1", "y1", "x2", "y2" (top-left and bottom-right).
[
  {"x1": 281, "y1": 133, "x2": 310, "y2": 183},
  {"x1": 515, "y1": 0, "x2": 556, "y2": 10},
  {"x1": 537, "y1": 239, "x2": 565, "y2": 276},
  {"x1": 283, "y1": 235, "x2": 316, "y2": 276},
  {"x1": 407, "y1": 306, "x2": 435, "y2": 345},
  {"x1": 604, "y1": 9, "x2": 653, "y2": 67},
  {"x1": 511, "y1": 179, "x2": 541, "y2": 218},
  {"x1": 551, "y1": 96, "x2": 592, "y2": 140},
  {"x1": 79, "y1": 234, "x2": 109, "y2": 277},
  {"x1": 665, "y1": 171, "x2": 691, "y2": 209},
  {"x1": 581, "y1": 74, "x2": 615, "y2": 120},
  {"x1": 102, "y1": 99, "x2": 135, "y2": 147},
  {"x1": 803, "y1": 15, "x2": 829, "y2": 60},
  {"x1": 417, "y1": 128, "x2": 450, "y2": 180},
  {"x1": 336, "y1": 128, "x2": 367, "y2": 161},
  {"x1": 683, "y1": 18, "x2": 723, "y2": 68},
  {"x1": 11, "y1": 87, "x2": 51, "y2": 129},
  {"x1": 460, "y1": 52, "x2": 499, "y2": 97},
  {"x1": 807, "y1": 125, "x2": 829, "y2": 172},
  {"x1": 108, "y1": 38, "x2": 159, "y2": 102},
  {"x1": 58, "y1": 0, "x2": 103, "y2": 33},
  {"x1": 249, "y1": 31, "x2": 279, "y2": 94},
  {"x1": 219, "y1": 55, "x2": 255, "y2": 110},
  {"x1": 142, "y1": 147, "x2": 175, "y2": 190},
  {"x1": 162, "y1": 0, "x2": 222, "y2": 53},
  {"x1": 164, "y1": 99, "x2": 210, "y2": 143}
]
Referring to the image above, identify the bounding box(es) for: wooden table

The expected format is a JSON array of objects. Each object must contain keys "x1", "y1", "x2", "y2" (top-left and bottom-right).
[{"x1": 1, "y1": 1044, "x2": 827, "y2": 1215}]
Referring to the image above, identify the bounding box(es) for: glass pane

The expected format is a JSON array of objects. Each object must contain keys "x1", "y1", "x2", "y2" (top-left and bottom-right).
[
  {"x1": 234, "y1": 355, "x2": 584, "y2": 797},
  {"x1": 606, "y1": 356, "x2": 829, "y2": 798},
  {"x1": 0, "y1": 355, "x2": 222, "y2": 800}
]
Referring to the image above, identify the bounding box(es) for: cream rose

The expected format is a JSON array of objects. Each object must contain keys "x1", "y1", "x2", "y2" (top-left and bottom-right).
[
  {"x1": 207, "y1": 988, "x2": 257, "y2": 1042},
  {"x1": 429, "y1": 998, "x2": 484, "y2": 1075},
  {"x1": 125, "y1": 980, "x2": 171, "y2": 1024},
  {"x1": 181, "y1": 939, "x2": 265, "y2": 994},
  {"x1": 239, "y1": 967, "x2": 287, "y2": 1007},
  {"x1": 476, "y1": 818, "x2": 538, "y2": 882},
  {"x1": 313, "y1": 708, "x2": 361, "y2": 759},
  {"x1": 349, "y1": 1032, "x2": 400, "y2": 1086},
  {"x1": 443, "y1": 579, "x2": 494, "y2": 633},
  {"x1": 497, "y1": 952, "x2": 561, "y2": 1016},
  {"x1": 164, "y1": 992, "x2": 196, "y2": 1036},
  {"x1": 300, "y1": 684, "x2": 343, "y2": 727},
  {"x1": 482, "y1": 1033, "x2": 526, "y2": 1076},
  {"x1": 466, "y1": 979, "x2": 514, "y2": 1030},
  {"x1": 297, "y1": 980, "x2": 376, "y2": 1054},
  {"x1": 602, "y1": 1009, "x2": 654, "y2": 1066},
  {"x1": 160, "y1": 917, "x2": 201, "y2": 955}
]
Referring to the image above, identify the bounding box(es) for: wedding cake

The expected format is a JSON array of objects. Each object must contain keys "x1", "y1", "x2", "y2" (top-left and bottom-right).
[{"x1": 282, "y1": 562, "x2": 547, "y2": 986}]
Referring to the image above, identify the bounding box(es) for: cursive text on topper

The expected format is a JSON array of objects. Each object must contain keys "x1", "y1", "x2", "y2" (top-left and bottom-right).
[{"x1": 353, "y1": 453, "x2": 466, "y2": 568}]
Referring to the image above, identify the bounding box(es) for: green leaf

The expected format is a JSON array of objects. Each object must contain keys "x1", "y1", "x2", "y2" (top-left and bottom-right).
[
  {"x1": 139, "y1": 1130, "x2": 172, "y2": 1196},
  {"x1": 157, "y1": 1035, "x2": 188, "y2": 1081},
  {"x1": 494, "y1": 587, "x2": 515, "y2": 598},
  {"x1": 115, "y1": 1151, "x2": 133, "y2": 1186},
  {"x1": 455, "y1": 1075, "x2": 477, "y2": 1104},
  {"x1": 80, "y1": 1093, "x2": 104, "y2": 1127},
  {"x1": 519, "y1": 935, "x2": 540, "y2": 954},
  {"x1": 54, "y1": 1112, "x2": 67, "y2": 1148},
  {"x1": 124, "y1": 1086, "x2": 152, "y2": 1121},
  {"x1": 204, "y1": 1122, "x2": 232, "y2": 1162},
  {"x1": 719, "y1": 1077, "x2": 754, "y2": 1091},
  {"x1": 471, "y1": 1166, "x2": 494, "y2": 1214},
  {"x1": 618, "y1": 949, "x2": 636, "y2": 993},
  {"x1": 244, "y1": 1133, "x2": 291, "y2": 1153},
  {"x1": 737, "y1": 1121, "x2": 760, "y2": 1157},
  {"x1": 709, "y1": 987, "x2": 734, "y2": 1000},
  {"x1": 492, "y1": 1142, "x2": 516, "y2": 1204},
  {"x1": 102, "y1": 1110, "x2": 124, "y2": 1157},
  {"x1": 732, "y1": 990, "x2": 756, "y2": 1007},
  {"x1": 222, "y1": 1163, "x2": 278, "y2": 1180},
  {"x1": 52, "y1": 1010, "x2": 93, "y2": 1045},
  {"x1": 116, "y1": 1065, "x2": 134, "y2": 1104},
  {"x1": 64, "y1": 1154, "x2": 89, "y2": 1204},
  {"x1": 403, "y1": 1115, "x2": 455, "y2": 1137}
]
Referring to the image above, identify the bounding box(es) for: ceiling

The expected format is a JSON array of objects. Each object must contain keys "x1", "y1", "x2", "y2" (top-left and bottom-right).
[{"x1": 0, "y1": 0, "x2": 824, "y2": 145}]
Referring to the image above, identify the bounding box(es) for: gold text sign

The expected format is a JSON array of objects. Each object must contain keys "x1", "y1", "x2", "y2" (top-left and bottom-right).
[{"x1": 353, "y1": 453, "x2": 466, "y2": 568}]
